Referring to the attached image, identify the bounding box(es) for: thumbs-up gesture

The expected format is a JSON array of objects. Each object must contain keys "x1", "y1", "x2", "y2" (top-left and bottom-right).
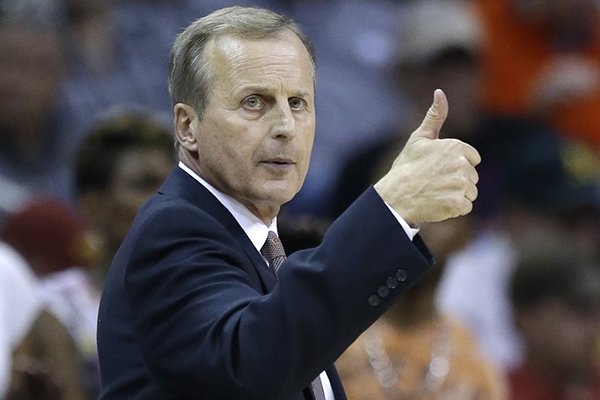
[{"x1": 374, "y1": 89, "x2": 481, "y2": 224}]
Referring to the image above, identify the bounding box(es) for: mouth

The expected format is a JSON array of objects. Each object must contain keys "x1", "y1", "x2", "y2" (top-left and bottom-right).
[
  {"x1": 260, "y1": 157, "x2": 296, "y2": 171},
  {"x1": 261, "y1": 157, "x2": 295, "y2": 166}
]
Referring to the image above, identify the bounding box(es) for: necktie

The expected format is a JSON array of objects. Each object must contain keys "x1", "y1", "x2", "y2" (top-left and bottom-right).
[
  {"x1": 260, "y1": 231, "x2": 286, "y2": 276},
  {"x1": 260, "y1": 231, "x2": 327, "y2": 400}
]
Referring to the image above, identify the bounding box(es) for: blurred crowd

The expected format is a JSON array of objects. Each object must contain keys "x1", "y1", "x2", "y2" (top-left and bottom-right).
[{"x1": 1, "y1": 0, "x2": 599, "y2": 399}]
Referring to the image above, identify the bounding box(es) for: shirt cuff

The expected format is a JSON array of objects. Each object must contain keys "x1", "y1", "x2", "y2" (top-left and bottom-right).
[{"x1": 383, "y1": 202, "x2": 420, "y2": 241}]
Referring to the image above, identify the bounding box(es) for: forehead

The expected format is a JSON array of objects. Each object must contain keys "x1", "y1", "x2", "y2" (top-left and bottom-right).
[{"x1": 206, "y1": 31, "x2": 315, "y2": 91}]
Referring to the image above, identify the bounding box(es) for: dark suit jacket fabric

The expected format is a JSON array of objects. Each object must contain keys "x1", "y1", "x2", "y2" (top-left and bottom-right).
[{"x1": 97, "y1": 167, "x2": 433, "y2": 399}]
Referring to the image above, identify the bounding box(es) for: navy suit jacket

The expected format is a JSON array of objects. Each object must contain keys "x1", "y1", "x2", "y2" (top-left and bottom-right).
[{"x1": 97, "y1": 167, "x2": 433, "y2": 399}]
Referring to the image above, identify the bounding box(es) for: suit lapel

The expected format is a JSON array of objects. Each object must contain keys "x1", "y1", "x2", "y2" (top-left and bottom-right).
[
  {"x1": 158, "y1": 168, "x2": 345, "y2": 398},
  {"x1": 158, "y1": 168, "x2": 277, "y2": 293}
]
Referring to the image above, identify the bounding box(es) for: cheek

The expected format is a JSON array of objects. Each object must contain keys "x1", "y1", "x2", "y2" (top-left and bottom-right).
[
  {"x1": 299, "y1": 123, "x2": 316, "y2": 163},
  {"x1": 204, "y1": 136, "x2": 253, "y2": 175}
]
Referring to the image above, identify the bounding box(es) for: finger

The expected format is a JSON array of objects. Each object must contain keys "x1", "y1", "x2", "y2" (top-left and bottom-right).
[
  {"x1": 465, "y1": 182, "x2": 478, "y2": 202},
  {"x1": 461, "y1": 142, "x2": 481, "y2": 166},
  {"x1": 412, "y1": 89, "x2": 448, "y2": 140},
  {"x1": 467, "y1": 164, "x2": 479, "y2": 184},
  {"x1": 458, "y1": 198, "x2": 473, "y2": 217}
]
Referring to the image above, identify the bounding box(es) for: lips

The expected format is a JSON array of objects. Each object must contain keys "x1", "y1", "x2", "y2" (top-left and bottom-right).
[
  {"x1": 261, "y1": 157, "x2": 294, "y2": 165},
  {"x1": 260, "y1": 157, "x2": 296, "y2": 173}
]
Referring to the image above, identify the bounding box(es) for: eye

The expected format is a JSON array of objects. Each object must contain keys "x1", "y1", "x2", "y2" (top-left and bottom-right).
[
  {"x1": 242, "y1": 95, "x2": 264, "y2": 110},
  {"x1": 289, "y1": 97, "x2": 306, "y2": 111}
]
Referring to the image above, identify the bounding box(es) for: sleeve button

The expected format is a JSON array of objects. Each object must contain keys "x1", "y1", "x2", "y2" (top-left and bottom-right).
[
  {"x1": 386, "y1": 277, "x2": 399, "y2": 289},
  {"x1": 377, "y1": 285, "x2": 390, "y2": 298},
  {"x1": 368, "y1": 294, "x2": 381, "y2": 307},
  {"x1": 396, "y1": 269, "x2": 408, "y2": 282}
]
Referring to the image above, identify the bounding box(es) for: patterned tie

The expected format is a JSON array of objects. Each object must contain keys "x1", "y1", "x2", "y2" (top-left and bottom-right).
[
  {"x1": 260, "y1": 231, "x2": 327, "y2": 400},
  {"x1": 260, "y1": 231, "x2": 286, "y2": 276}
]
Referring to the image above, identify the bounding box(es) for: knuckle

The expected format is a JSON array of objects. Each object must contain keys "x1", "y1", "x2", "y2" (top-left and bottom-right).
[
  {"x1": 448, "y1": 196, "x2": 464, "y2": 211},
  {"x1": 453, "y1": 175, "x2": 469, "y2": 188},
  {"x1": 427, "y1": 107, "x2": 441, "y2": 120},
  {"x1": 459, "y1": 156, "x2": 471, "y2": 168},
  {"x1": 439, "y1": 138, "x2": 460, "y2": 151}
]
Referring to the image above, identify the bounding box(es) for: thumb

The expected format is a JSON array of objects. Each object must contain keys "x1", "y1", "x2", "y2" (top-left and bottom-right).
[{"x1": 412, "y1": 89, "x2": 448, "y2": 140}]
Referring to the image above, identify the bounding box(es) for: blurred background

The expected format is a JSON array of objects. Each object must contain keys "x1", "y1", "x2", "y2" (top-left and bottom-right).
[{"x1": 0, "y1": 0, "x2": 599, "y2": 399}]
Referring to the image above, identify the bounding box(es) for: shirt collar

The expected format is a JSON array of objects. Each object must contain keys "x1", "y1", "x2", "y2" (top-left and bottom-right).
[{"x1": 178, "y1": 161, "x2": 277, "y2": 252}]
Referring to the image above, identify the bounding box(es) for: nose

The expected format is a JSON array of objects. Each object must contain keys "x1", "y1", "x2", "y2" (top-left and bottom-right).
[{"x1": 270, "y1": 100, "x2": 295, "y2": 139}]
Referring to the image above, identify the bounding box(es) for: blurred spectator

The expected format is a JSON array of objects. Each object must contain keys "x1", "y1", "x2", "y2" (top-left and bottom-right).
[
  {"x1": 331, "y1": 0, "x2": 483, "y2": 218},
  {"x1": 508, "y1": 233, "x2": 600, "y2": 400},
  {"x1": 0, "y1": 17, "x2": 73, "y2": 222},
  {"x1": 74, "y1": 111, "x2": 176, "y2": 291},
  {"x1": 1, "y1": 197, "x2": 99, "y2": 398},
  {"x1": 65, "y1": 0, "x2": 114, "y2": 77},
  {"x1": 436, "y1": 128, "x2": 600, "y2": 373},
  {"x1": 2, "y1": 198, "x2": 93, "y2": 277},
  {"x1": 4, "y1": 110, "x2": 179, "y2": 398},
  {"x1": 0, "y1": 0, "x2": 65, "y2": 25},
  {"x1": 336, "y1": 216, "x2": 508, "y2": 399},
  {"x1": 0, "y1": 241, "x2": 88, "y2": 400},
  {"x1": 0, "y1": 242, "x2": 42, "y2": 399},
  {"x1": 476, "y1": 0, "x2": 600, "y2": 153}
]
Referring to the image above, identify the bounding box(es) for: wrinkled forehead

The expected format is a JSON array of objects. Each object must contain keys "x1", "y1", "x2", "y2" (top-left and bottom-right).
[{"x1": 205, "y1": 32, "x2": 316, "y2": 86}]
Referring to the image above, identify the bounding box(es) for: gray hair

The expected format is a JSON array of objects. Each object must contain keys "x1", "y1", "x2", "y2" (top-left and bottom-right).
[{"x1": 168, "y1": 6, "x2": 316, "y2": 119}]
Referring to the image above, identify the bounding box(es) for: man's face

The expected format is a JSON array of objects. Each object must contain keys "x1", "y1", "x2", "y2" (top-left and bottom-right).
[{"x1": 177, "y1": 31, "x2": 315, "y2": 223}]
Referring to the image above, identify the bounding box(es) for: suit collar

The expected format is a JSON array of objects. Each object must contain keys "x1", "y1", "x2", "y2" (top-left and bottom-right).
[
  {"x1": 158, "y1": 167, "x2": 277, "y2": 292},
  {"x1": 177, "y1": 162, "x2": 276, "y2": 252},
  {"x1": 158, "y1": 168, "x2": 343, "y2": 398}
]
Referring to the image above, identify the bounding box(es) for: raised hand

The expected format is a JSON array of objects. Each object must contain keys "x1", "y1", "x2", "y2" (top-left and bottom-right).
[{"x1": 374, "y1": 89, "x2": 481, "y2": 224}]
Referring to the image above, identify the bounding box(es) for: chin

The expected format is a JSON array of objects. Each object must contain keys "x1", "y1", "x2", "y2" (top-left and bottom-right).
[{"x1": 264, "y1": 179, "x2": 299, "y2": 197}]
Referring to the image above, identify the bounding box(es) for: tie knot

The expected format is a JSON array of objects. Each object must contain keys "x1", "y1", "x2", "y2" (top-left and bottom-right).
[{"x1": 261, "y1": 231, "x2": 286, "y2": 275}]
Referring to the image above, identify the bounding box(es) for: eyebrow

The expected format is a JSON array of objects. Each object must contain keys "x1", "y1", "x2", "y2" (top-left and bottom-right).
[{"x1": 238, "y1": 84, "x2": 312, "y2": 99}]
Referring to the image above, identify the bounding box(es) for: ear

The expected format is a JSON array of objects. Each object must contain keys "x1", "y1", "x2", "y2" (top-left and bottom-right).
[{"x1": 174, "y1": 103, "x2": 199, "y2": 152}]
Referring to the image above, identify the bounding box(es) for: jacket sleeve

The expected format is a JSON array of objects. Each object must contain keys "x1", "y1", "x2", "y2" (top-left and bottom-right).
[{"x1": 124, "y1": 187, "x2": 433, "y2": 399}]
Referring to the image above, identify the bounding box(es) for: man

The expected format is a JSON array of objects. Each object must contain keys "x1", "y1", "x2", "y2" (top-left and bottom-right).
[{"x1": 97, "y1": 6, "x2": 480, "y2": 399}]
